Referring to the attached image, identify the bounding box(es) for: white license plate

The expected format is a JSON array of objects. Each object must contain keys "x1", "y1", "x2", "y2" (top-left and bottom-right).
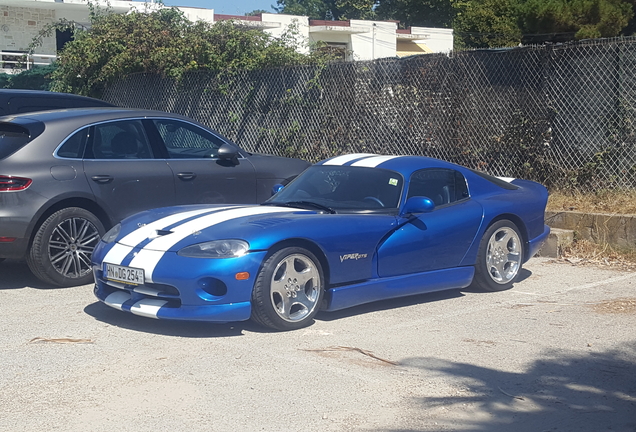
[{"x1": 105, "y1": 263, "x2": 145, "y2": 285}]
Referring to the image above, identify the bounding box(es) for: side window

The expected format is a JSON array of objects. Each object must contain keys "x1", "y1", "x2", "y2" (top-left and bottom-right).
[
  {"x1": 86, "y1": 120, "x2": 152, "y2": 160},
  {"x1": 57, "y1": 128, "x2": 89, "y2": 159},
  {"x1": 407, "y1": 168, "x2": 469, "y2": 206},
  {"x1": 153, "y1": 119, "x2": 227, "y2": 159}
]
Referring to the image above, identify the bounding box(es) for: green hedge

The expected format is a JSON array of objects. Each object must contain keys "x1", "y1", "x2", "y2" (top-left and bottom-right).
[{"x1": 0, "y1": 64, "x2": 57, "y2": 90}]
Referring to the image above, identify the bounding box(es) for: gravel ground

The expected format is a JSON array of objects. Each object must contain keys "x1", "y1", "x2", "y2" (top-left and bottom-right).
[{"x1": 1, "y1": 257, "x2": 635, "y2": 432}]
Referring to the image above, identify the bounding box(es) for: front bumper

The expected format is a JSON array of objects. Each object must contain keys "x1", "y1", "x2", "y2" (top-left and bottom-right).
[{"x1": 93, "y1": 249, "x2": 268, "y2": 323}]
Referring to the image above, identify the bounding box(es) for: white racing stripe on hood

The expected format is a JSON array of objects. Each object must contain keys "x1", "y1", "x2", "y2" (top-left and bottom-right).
[
  {"x1": 103, "y1": 207, "x2": 234, "y2": 266},
  {"x1": 351, "y1": 155, "x2": 399, "y2": 167},
  {"x1": 103, "y1": 245, "x2": 135, "y2": 267},
  {"x1": 323, "y1": 154, "x2": 376, "y2": 165},
  {"x1": 128, "y1": 205, "x2": 299, "y2": 283},
  {"x1": 119, "y1": 207, "x2": 232, "y2": 247},
  {"x1": 497, "y1": 177, "x2": 516, "y2": 183}
]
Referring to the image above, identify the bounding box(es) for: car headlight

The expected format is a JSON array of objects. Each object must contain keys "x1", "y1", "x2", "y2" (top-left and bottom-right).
[
  {"x1": 101, "y1": 223, "x2": 121, "y2": 244},
  {"x1": 178, "y1": 239, "x2": 249, "y2": 258}
]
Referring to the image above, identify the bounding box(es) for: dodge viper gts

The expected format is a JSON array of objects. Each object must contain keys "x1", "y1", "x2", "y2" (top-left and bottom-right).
[{"x1": 92, "y1": 153, "x2": 550, "y2": 330}]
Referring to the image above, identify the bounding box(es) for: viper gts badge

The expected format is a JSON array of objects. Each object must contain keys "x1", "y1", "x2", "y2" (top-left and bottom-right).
[{"x1": 340, "y1": 253, "x2": 368, "y2": 263}]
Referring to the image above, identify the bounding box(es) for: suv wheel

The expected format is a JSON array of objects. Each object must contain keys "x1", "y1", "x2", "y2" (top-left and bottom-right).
[{"x1": 27, "y1": 207, "x2": 104, "y2": 287}]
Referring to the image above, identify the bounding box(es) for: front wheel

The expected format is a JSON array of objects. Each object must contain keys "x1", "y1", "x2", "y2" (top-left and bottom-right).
[
  {"x1": 27, "y1": 207, "x2": 104, "y2": 287},
  {"x1": 251, "y1": 247, "x2": 324, "y2": 331},
  {"x1": 473, "y1": 220, "x2": 523, "y2": 292}
]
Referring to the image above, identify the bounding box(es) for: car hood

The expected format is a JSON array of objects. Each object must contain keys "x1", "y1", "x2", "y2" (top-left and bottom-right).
[{"x1": 115, "y1": 204, "x2": 314, "y2": 252}]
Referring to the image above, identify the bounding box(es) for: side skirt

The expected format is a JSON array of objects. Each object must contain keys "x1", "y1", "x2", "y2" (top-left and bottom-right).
[{"x1": 323, "y1": 266, "x2": 475, "y2": 312}]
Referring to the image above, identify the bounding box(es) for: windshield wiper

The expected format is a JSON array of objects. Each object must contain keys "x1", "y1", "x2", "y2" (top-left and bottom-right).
[{"x1": 263, "y1": 201, "x2": 336, "y2": 214}]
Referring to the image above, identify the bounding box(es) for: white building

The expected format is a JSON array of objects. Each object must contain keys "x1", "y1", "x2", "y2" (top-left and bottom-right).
[{"x1": 0, "y1": 0, "x2": 453, "y2": 71}]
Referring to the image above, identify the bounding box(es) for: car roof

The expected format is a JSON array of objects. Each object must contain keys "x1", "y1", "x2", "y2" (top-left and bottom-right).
[
  {"x1": 1, "y1": 107, "x2": 198, "y2": 129},
  {"x1": 0, "y1": 89, "x2": 99, "y2": 97},
  {"x1": 317, "y1": 153, "x2": 470, "y2": 178}
]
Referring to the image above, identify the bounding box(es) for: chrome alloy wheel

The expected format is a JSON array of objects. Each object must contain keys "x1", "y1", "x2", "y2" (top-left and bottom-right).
[
  {"x1": 269, "y1": 253, "x2": 321, "y2": 323},
  {"x1": 485, "y1": 226, "x2": 522, "y2": 284},
  {"x1": 48, "y1": 217, "x2": 101, "y2": 278}
]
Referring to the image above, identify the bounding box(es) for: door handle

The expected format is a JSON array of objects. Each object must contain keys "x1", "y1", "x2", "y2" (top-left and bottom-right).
[
  {"x1": 90, "y1": 175, "x2": 113, "y2": 184},
  {"x1": 177, "y1": 172, "x2": 197, "y2": 181}
]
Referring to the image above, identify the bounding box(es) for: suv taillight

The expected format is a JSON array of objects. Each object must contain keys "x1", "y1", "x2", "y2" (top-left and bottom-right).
[{"x1": 0, "y1": 176, "x2": 32, "y2": 191}]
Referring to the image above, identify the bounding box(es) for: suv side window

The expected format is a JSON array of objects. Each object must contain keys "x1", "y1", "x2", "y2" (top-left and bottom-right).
[
  {"x1": 86, "y1": 120, "x2": 153, "y2": 160},
  {"x1": 57, "y1": 128, "x2": 89, "y2": 159},
  {"x1": 407, "y1": 168, "x2": 469, "y2": 206},
  {"x1": 153, "y1": 119, "x2": 227, "y2": 159}
]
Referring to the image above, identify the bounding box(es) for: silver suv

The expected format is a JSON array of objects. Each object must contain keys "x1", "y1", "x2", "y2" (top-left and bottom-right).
[{"x1": 0, "y1": 108, "x2": 309, "y2": 287}]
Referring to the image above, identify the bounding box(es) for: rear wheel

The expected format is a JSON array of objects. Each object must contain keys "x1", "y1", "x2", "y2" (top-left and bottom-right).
[
  {"x1": 251, "y1": 247, "x2": 324, "y2": 331},
  {"x1": 27, "y1": 207, "x2": 104, "y2": 287},
  {"x1": 473, "y1": 220, "x2": 523, "y2": 292}
]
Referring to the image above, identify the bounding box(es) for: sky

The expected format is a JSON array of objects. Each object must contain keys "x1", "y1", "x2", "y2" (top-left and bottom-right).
[{"x1": 162, "y1": 0, "x2": 277, "y2": 16}]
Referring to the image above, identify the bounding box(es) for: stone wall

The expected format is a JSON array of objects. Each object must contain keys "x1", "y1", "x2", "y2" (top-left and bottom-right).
[
  {"x1": 0, "y1": 6, "x2": 56, "y2": 56},
  {"x1": 546, "y1": 211, "x2": 636, "y2": 251}
]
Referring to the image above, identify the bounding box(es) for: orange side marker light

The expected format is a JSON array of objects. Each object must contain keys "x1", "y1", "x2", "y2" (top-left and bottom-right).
[{"x1": 235, "y1": 272, "x2": 250, "y2": 280}]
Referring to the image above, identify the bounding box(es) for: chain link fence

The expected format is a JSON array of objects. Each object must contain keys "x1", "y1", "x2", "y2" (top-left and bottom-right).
[{"x1": 103, "y1": 37, "x2": 636, "y2": 191}]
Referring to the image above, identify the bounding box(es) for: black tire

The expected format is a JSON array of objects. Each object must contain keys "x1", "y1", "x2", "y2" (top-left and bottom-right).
[
  {"x1": 251, "y1": 247, "x2": 324, "y2": 331},
  {"x1": 473, "y1": 220, "x2": 524, "y2": 292},
  {"x1": 27, "y1": 207, "x2": 104, "y2": 287}
]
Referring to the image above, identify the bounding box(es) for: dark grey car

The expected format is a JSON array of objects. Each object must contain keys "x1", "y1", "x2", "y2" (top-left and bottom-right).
[
  {"x1": 0, "y1": 108, "x2": 310, "y2": 287},
  {"x1": 0, "y1": 89, "x2": 114, "y2": 115}
]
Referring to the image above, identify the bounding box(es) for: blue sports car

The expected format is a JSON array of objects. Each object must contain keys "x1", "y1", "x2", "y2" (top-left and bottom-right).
[{"x1": 92, "y1": 154, "x2": 549, "y2": 330}]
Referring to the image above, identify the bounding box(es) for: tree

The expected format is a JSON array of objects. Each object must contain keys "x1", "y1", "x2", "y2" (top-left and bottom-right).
[
  {"x1": 273, "y1": 0, "x2": 377, "y2": 20},
  {"x1": 453, "y1": 0, "x2": 523, "y2": 48},
  {"x1": 375, "y1": 0, "x2": 454, "y2": 28},
  {"x1": 452, "y1": 0, "x2": 633, "y2": 49},
  {"x1": 520, "y1": 0, "x2": 633, "y2": 42},
  {"x1": 44, "y1": 6, "x2": 317, "y2": 97},
  {"x1": 246, "y1": 10, "x2": 272, "y2": 16}
]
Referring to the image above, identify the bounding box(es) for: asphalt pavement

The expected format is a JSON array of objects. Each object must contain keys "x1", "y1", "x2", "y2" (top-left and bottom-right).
[{"x1": 0, "y1": 257, "x2": 635, "y2": 432}]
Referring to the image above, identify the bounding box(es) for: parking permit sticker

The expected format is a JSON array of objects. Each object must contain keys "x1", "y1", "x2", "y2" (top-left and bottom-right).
[{"x1": 389, "y1": 178, "x2": 398, "y2": 186}]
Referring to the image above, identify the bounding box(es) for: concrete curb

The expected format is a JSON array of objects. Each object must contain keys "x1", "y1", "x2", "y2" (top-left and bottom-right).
[
  {"x1": 537, "y1": 227, "x2": 574, "y2": 258},
  {"x1": 539, "y1": 210, "x2": 636, "y2": 257}
]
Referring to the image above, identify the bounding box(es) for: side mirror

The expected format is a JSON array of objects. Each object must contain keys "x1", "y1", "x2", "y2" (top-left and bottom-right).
[
  {"x1": 217, "y1": 143, "x2": 239, "y2": 165},
  {"x1": 271, "y1": 184, "x2": 285, "y2": 196},
  {"x1": 400, "y1": 196, "x2": 435, "y2": 216}
]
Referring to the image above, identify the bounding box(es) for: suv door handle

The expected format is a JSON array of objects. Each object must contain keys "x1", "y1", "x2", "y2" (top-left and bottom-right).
[
  {"x1": 90, "y1": 175, "x2": 113, "y2": 184},
  {"x1": 177, "y1": 172, "x2": 197, "y2": 181}
]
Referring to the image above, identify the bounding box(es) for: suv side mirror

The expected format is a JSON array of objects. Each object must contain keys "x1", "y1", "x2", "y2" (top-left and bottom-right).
[{"x1": 217, "y1": 143, "x2": 239, "y2": 165}]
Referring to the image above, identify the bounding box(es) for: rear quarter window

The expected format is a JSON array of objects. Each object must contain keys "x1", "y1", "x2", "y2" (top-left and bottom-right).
[
  {"x1": 57, "y1": 128, "x2": 89, "y2": 159},
  {"x1": 468, "y1": 169, "x2": 519, "y2": 190},
  {"x1": 0, "y1": 124, "x2": 31, "y2": 160}
]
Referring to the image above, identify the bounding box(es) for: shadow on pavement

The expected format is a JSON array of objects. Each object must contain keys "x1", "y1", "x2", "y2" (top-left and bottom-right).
[
  {"x1": 317, "y1": 288, "x2": 465, "y2": 322},
  {"x1": 0, "y1": 260, "x2": 56, "y2": 290},
  {"x1": 377, "y1": 342, "x2": 636, "y2": 432}
]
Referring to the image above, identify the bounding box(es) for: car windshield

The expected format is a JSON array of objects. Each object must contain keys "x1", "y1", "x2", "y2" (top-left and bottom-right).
[{"x1": 266, "y1": 165, "x2": 404, "y2": 212}]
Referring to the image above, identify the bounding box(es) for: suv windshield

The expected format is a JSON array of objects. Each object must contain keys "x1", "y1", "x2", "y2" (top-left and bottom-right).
[
  {"x1": 0, "y1": 124, "x2": 31, "y2": 160},
  {"x1": 267, "y1": 165, "x2": 404, "y2": 212}
]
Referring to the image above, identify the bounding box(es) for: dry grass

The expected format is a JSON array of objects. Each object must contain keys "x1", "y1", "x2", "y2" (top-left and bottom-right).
[
  {"x1": 547, "y1": 190, "x2": 636, "y2": 215},
  {"x1": 556, "y1": 239, "x2": 636, "y2": 271},
  {"x1": 546, "y1": 190, "x2": 636, "y2": 269}
]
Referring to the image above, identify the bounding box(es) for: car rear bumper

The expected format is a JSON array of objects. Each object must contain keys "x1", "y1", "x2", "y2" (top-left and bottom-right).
[
  {"x1": 0, "y1": 237, "x2": 28, "y2": 259},
  {"x1": 527, "y1": 224, "x2": 550, "y2": 260}
]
